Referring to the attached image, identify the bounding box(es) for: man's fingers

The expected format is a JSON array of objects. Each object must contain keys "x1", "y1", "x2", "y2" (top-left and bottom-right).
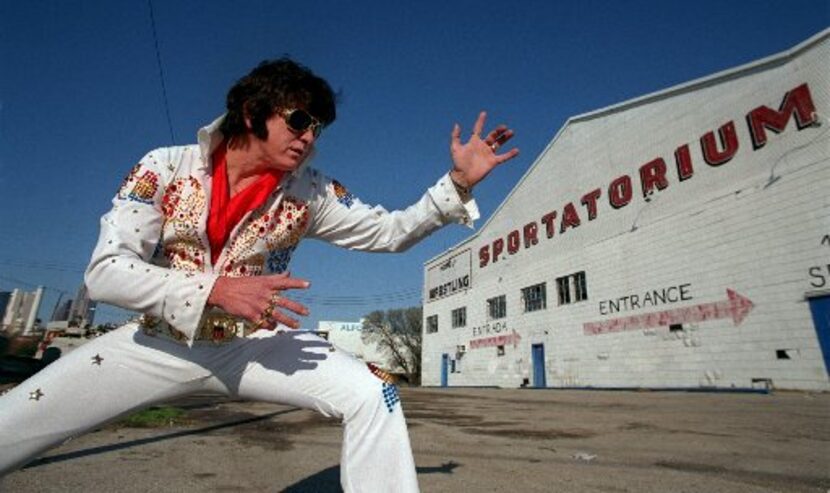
[
  {"x1": 273, "y1": 295, "x2": 309, "y2": 317},
  {"x1": 267, "y1": 275, "x2": 310, "y2": 290},
  {"x1": 495, "y1": 148, "x2": 520, "y2": 165},
  {"x1": 451, "y1": 123, "x2": 461, "y2": 146},
  {"x1": 270, "y1": 309, "x2": 301, "y2": 330},
  {"x1": 472, "y1": 111, "x2": 487, "y2": 137}
]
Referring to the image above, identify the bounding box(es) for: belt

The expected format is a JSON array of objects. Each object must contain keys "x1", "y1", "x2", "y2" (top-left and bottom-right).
[{"x1": 139, "y1": 311, "x2": 258, "y2": 345}]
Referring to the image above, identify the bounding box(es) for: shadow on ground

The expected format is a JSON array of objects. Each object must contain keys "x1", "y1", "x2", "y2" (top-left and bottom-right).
[{"x1": 282, "y1": 461, "x2": 461, "y2": 492}]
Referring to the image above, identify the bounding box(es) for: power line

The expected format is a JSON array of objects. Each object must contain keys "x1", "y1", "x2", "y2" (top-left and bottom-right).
[
  {"x1": 0, "y1": 267, "x2": 423, "y2": 305},
  {"x1": 147, "y1": 0, "x2": 176, "y2": 145}
]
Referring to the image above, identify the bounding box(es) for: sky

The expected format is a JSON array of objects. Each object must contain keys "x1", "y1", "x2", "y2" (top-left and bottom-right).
[{"x1": 0, "y1": 0, "x2": 828, "y2": 329}]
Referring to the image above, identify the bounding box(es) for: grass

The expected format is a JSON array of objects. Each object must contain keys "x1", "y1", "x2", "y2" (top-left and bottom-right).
[{"x1": 121, "y1": 406, "x2": 188, "y2": 428}]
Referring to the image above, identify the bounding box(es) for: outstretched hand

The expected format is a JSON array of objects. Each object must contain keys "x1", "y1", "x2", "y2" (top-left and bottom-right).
[{"x1": 450, "y1": 111, "x2": 519, "y2": 189}]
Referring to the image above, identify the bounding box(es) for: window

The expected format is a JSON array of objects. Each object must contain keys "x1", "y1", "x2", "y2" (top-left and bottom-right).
[
  {"x1": 426, "y1": 314, "x2": 438, "y2": 334},
  {"x1": 556, "y1": 271, "x2": 588, "y2": 305},
  {"x1": 487, "y1": 295, "x2": 507, "y2": 320},
  {"x1": 497, "y1": 345, "x2": 505, "y2": 356},
  {"x1": 451, "y1": 307, "x2": 467, "y2": 328},
  {"x1": 521, "y1": 283, "x2": 547, "y2": 312}
]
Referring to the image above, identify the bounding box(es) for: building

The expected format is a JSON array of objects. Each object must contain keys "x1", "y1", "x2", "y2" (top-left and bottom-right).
[
  {"x1": 318, "y1": 320, "x2": 405, "y2": 373},
  {"x1": 67, "y1": 283, "x2": 97, "y2": 328},
  {"x1": 422, "y1": 30, "x2": 829, "y2": 391},
  {"x1": 0, "y1": 291, "x2": 11, "y2": 320},
  {"x1": 1, "y1": 287, "x2": 45, "y2": 336}
]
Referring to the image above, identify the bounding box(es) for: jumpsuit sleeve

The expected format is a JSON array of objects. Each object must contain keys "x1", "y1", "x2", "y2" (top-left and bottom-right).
[
  {"x1": 84, "y1": 148, "x2": 219, "y2": 341},
  {"x1": 306, "y1": 171, "x2": 480, "y2": 252}
]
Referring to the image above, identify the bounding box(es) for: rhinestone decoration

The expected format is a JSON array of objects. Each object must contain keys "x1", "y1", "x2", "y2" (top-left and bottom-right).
[
  {"x1": 367, "y1": 362, "x2": 396, "y2": 384},
  {"x1": 29, "y1": 388, "x2": 44, "y2": 401},
  {"x1": 382, "y1": 383, "x2": 400, "y2": 413},
  {"x1": 91, "y1": 354, "x2": 104, "y2": 366},
  {"x1": 332, "y1": 180, "x2": 355, "y2": 208}
]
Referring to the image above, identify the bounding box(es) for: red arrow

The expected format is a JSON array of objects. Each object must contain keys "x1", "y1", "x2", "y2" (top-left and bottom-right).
[
  {"x1": 469, "y1": 329, "x2": 522, "y2": 350},
  {"x1": 584, "y1": 289, "x2": 753, "y2": 336}
]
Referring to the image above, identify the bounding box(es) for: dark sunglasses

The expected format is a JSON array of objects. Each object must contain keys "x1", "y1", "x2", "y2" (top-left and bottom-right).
[{"x1": 279, "y1": 108, "x2": 322, "y2": 138}]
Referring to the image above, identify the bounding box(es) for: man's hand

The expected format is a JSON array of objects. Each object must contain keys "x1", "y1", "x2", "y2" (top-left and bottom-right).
[
  {"x1": 449, "y1": 111, "x2": 519, "y2": 189},
  {"x1": 207, "y1": 273, "x2": 310, "y2": 330}
]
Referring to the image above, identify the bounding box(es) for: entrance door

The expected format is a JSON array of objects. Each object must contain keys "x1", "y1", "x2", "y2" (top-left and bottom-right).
[
  {"x1": 808, "y1": 295, "x2": 830, "y2": 375},
  {"x1": 531, "y1": 344, "x2": 546, "y2": 388},
  {"x1": 441, "y1": 353, "x2": 449, "y2": 387}
]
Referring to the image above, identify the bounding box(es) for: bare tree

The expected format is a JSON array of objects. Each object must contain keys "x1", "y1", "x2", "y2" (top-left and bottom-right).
[{"x1": 362, "y1": 306, "x2": 422, "y2": 385}]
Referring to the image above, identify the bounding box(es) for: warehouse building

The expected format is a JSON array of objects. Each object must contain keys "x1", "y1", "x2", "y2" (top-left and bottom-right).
[{"x1": 422, "y1": 29, "x2": 829, "y2": 391}]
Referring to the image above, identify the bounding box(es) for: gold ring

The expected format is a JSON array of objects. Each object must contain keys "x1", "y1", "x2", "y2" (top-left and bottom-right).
[{"x1": 490, "y1": 143, "x2": 498, "y2": 151}]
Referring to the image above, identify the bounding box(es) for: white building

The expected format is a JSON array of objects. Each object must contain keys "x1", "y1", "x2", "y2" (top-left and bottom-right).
[
  {"x1": 1, "y1": 287, "x2": 44, "y2": 336},
  {"x1": 318, "y1": 320, "x2": 404, "y2": 372},
  {"x1": 422, "y1": 30, "x2": 830, "y2": 391}
]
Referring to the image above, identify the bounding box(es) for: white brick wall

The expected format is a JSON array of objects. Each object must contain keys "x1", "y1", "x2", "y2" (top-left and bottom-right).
[{"x1": 422, "y1": 30, "x2": 830, "y2": 391}]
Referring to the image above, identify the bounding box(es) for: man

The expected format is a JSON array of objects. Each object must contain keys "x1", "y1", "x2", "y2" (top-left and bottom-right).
[{"x1": 0, "y1": 57, "x2": 518, "y2": 492}]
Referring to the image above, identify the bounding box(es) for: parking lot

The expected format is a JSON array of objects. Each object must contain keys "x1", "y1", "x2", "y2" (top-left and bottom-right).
[{"x1": 3, "y1": 387, "x2": 828, "y2": 492}]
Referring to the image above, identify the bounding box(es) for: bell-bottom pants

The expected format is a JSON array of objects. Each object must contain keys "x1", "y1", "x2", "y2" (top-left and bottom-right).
[{"x1": 0, "y1": 324, "x2": 419, "y2": 492}]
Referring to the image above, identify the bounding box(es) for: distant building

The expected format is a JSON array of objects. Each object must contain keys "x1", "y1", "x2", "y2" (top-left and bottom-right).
[
  {"x1": 0, "y1": 292, "x2": 11, "y2": 322},
  {"x1": 318, "y1": 320, "x2": 403, "y2": 372},
  {"x1": 1, "y1": 287, "x2": 45, "y2": 336},
  {"x1": 67, "y1": 283, "x2": 97, "y2": 327},
  {"x1": 51, "y1": 299, "x2": 73, "y2": 323}
]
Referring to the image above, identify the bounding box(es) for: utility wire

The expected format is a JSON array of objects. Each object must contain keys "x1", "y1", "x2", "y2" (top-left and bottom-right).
[
  {"x1": 147, "y1": 0, "x2": 176, "y2": 144},
  {"x1": 0, "y1": 266, "x2": 424, "y2": 306}
]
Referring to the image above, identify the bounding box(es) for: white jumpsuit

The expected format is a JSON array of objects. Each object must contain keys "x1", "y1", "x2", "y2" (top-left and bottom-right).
[{"x1": 0, "y1": 116, "x2": 479, "y2": 492}]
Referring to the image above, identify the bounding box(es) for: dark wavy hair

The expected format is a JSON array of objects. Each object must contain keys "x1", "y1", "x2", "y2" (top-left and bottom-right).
[{"x1": 220, "y1": 57, "x2": 337, "y2": 140}]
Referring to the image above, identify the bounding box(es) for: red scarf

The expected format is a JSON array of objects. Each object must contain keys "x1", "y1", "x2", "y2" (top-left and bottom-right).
[{"x1": 207, "y1": 143, "x2": 284, "y2": 266}]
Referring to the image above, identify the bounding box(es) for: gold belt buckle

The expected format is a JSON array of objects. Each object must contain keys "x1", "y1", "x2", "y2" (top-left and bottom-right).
[{"x1": 201, "y1": 313, "x2": 239, "y2": 343}]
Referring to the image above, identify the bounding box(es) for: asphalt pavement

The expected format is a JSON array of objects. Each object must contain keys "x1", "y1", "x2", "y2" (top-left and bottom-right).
[{"x1": 2, "y1": 387, "x2": 828, "y2": 492}]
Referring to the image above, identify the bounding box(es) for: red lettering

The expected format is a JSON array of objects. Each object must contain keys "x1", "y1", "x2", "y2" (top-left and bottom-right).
[
  {"x1": 580, "y1": 188, "x2": 601, "y2": 221},
  {"x1": 479, "y1": 245, "x2": 490, "y2": 268},
  {"x1": 701, "y1": 120, "x2": 739, "y2": 166},
  {"x1": 639, "y1": 158, "x2": 669, "y2": 197},
  {"x1": 747, "y1": 83, "x2": 817, "y2": 149},
  {"x1": 523, "y1": 222, "x2": 538, "y2": 248},
  {"x1": 507, "y1": 230, "x2": 520, "y2": 254},
  {"x1": 674, "y1": 144, "x2": 694, "y2": 181},
  {"x1": 492, "y1": 238, "x2": 504, "y2": 263},
  {"x1": 560, "y1": 202, "x2": 581, "y2": 233},
  {"x1": 541, "y1": 211, "x2": 557, "y2": 238},
  {"x1": 608, "y1": 175, "x2": 633, "y2": 209}
]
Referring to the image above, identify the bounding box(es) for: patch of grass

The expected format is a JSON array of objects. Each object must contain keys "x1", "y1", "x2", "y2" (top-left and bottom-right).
[{"x1": 121, "y1": 406, "x2": 188, "y2": 428}]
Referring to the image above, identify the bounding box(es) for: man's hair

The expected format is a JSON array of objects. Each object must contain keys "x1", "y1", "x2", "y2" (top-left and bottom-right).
[{"x1": 220, "y1": 57, "x2": 337, "y2": 140}]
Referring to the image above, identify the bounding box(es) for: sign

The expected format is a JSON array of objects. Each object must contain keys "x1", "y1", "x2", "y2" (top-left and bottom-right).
[
  {"x1": 479, "y1": 83, "x2": 819, "y2": 268},
  {"x1": 426, "y1": 249, "x2": 471, "y2": 302},
  {"x1": 584, "y1": 289, "x2": 754, "y2": 335},
  {"x1": 470, "y1": 329, "x2": 522, "y2": 350}
]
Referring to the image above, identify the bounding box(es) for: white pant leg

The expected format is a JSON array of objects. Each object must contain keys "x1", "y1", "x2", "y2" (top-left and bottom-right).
[
  {"x1": 0, "y1": 324, "x2": 219, "y2": 475},
  {"x1": 206, "y1": 330, "x2": 419, "y2": 493}
]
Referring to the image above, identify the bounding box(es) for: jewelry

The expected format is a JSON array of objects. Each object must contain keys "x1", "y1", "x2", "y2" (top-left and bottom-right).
[
  {"x1": 490, "y1": 143, "x2": 499, "y2": 151},
  {"x1": 450, "y1": 175, "x2": 472, "y2": 202}
]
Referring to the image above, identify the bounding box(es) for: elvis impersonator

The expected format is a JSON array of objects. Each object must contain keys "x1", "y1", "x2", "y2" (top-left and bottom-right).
[{"x1": 0, "y1": 58, "x2": 518, "y2": 491}]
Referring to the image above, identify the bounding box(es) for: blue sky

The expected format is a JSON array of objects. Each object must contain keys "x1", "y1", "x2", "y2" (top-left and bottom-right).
[{"x1": 0, "y1": 1, "x2": 827, "y2": 328}]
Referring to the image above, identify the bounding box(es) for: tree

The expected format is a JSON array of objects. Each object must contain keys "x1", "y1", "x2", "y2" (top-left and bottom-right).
[{"x1": 362, "y1": 306, "x2": 422, "y2": 385}]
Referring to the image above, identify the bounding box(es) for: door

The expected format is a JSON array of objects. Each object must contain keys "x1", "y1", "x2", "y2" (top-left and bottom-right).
[
  {"x1": 441, "y1": 353, "x2": 449, "y2": 387},
  {"x1": 808, "y1": 295, "x2": 830, "y2": 375},
  {"x1": 531, "y1": 344, "x2": 546, "y2": 388}
]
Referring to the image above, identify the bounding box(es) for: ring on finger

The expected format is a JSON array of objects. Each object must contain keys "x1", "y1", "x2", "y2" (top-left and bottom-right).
[{"x1": 490, "y1": 143, "x2": 499, "y2": 151}]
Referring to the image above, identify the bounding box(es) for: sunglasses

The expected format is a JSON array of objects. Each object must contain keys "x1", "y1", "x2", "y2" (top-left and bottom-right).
[{"x1": 280, "y1": 108, "x2": 323, "y2": 138}]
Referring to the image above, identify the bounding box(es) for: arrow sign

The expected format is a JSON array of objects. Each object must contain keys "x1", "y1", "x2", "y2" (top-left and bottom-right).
[
  {"x1": 470, "y1": 329, "x2": 522, "y2": 350},
  {"x1": 584, "y1": 289, "x2": 754, "y2": 336}
]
